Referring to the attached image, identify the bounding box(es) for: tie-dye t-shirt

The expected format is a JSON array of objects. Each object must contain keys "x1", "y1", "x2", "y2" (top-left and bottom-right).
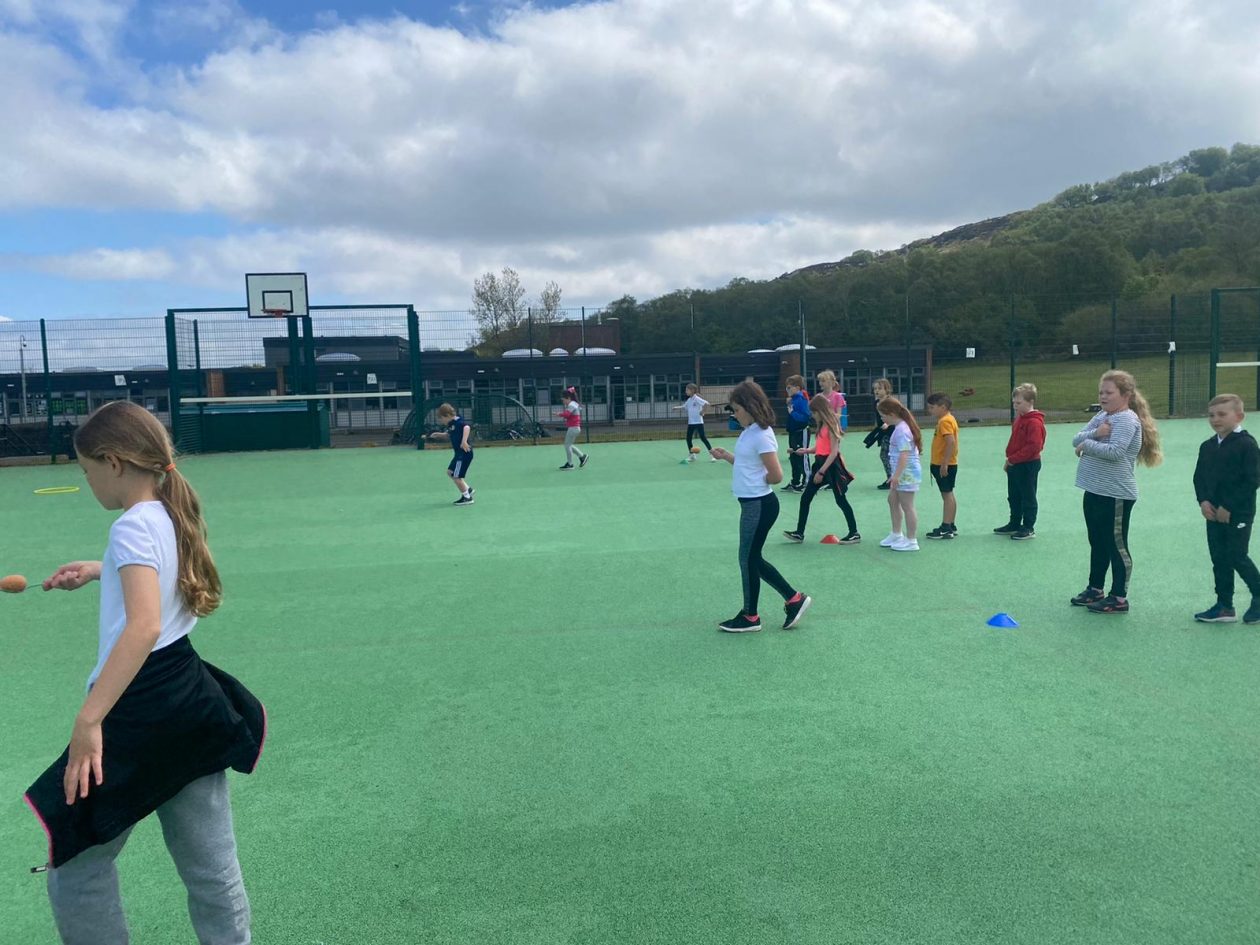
[{"x1": 890, "y1": 421, "x2": 922, "y2": 491}]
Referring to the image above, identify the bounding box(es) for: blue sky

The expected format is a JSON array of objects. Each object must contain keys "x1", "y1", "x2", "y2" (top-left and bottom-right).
[{"x1": 1, "y1": 0, "x2": 1259, "y2": 325}]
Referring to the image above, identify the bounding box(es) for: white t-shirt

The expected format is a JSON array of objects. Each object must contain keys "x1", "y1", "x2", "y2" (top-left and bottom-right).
[
  {"x1": 732, "y1": 424, "x2": 779, "y2": 498},
  {"x1": 90, "y1": 501, "x2": 197, "y2": 688},
  {"x1": 684, "y1": 394, "x2": 709, "y2": 425}
]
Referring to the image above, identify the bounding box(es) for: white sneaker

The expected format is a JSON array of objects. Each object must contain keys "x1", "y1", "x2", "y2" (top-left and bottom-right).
[
  {"x1": 879, "y1": 532, "x2": 903, "y2": 547},
  {"x1": 687, "y1": 454, "x2": 695, "y2": 462},
  {"x1": 709, "y1": 455, "x2": 718, "y2": 462},
  {"x1": 891, "y1": 537, "x2": 919, "y2": 552}
]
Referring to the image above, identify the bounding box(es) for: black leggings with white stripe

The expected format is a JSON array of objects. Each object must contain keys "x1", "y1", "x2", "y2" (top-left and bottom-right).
[
  {"x1": 1083, "y1": 491, "x2": 1135, "y2": 597},
  {"x1": 738, "y1": 492, "x2": 796, "y2": 616}
]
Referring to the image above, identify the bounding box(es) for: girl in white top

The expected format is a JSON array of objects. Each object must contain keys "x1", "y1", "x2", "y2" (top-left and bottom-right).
[
  {"x1": 709, "y1": 381, "x2": 812, "y2": 632},
  {"x1": 26, "y1": 401, "x2": 263, "y2": 945},
  {"x1": 673, "y1": 382, "x2": 716, "y2": 461},
  {"x1": 877, "y1": 397, "x2": 924, "y2": 552}
]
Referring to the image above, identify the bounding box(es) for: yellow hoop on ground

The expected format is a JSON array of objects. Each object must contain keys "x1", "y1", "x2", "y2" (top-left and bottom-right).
[{"x1": 33, "y1": 486, "x2": 80, "y2": 495}]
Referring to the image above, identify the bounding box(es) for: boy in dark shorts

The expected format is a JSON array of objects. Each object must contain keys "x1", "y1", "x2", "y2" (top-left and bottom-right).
[
  {"x1": 1193, "y1": 394, "x2": 1260, "y2": 623},
  {"x1": 430, "y1": 403, "x2": 475, "y2": 506},
  {"x1": 925, "y1": 392, "x2": 959, "y2": 539}
]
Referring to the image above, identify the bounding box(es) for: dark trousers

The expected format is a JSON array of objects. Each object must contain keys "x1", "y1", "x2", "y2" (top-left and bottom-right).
[
  {"x1": 796, "y1": 457, "x2": 857, "y2": 536},
  {"x1": 738, "y1": 492, "x2": 795, "y2": 616},
  {"x1": 1206, "y1": 519, "x2": 1260, "y2": 607},
  {"x1": 787, "y1": 428, "x2": 806, "y2": 485},
  {"x1": 1005, "y1": 460, "x2": 1041, "y2": 529},
  {"x1": 686, "y1": 424, "x2": 712, "y2": 451},
  {"x1": 1082, "y1": 491, "x2": 1135, "y2": 598}
]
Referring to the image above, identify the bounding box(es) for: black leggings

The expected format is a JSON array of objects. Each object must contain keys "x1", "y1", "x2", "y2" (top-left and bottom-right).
[
  {"x1": 1082, "y1": 491, "x2": 1135, "y2": 597},
  {"x1": 686, "y1": 424, "x2": 712, "y2": 451},
  {"x1": 738, "y1": 492, "x2": 796, "y2": 616},
  {"x1": 787, "y1": 429, "x2": 807, "y2": 485},
  {"x1": 1006, "y1": 460, "x2": 1041, "y2": 529},
  {"x1": 796, "y1": 456, "x2": 857, "y2": 536}
]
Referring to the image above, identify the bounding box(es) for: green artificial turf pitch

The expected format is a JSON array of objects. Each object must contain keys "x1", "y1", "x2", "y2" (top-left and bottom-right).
[{"x1": 1, "y1": 420, "x2": 1258, "y2": 944}]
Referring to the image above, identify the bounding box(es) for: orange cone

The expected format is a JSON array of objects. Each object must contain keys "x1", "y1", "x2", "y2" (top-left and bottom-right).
[{"x1": 820, "y1": 534, "x2": 840, "y2": 544}]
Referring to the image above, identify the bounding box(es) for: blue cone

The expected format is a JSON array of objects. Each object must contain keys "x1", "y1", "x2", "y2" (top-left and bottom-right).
[{"x1": 987, "y1": 612, "x2": 1019, "y2": 628}]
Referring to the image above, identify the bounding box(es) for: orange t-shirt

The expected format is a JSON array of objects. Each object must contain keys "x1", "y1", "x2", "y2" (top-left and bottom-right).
[{"x1": 932, "y1": 413, "x2": 959, "y2": 465}]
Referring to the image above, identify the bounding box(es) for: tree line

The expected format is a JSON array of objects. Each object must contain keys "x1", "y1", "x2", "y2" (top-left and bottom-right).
[{"x1": 471, "y1": 144, "x2": 1260, "y2": 357}]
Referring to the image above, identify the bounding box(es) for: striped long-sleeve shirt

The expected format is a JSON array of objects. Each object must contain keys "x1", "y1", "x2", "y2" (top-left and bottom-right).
[{"x1": 1073, "y1": 408, "x2": 1142, "y2": 500}]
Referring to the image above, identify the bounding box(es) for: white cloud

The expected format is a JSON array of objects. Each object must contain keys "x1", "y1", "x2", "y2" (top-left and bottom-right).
[
  {"x1": 31, "y1": 247, "x2": 176, "y2": 281},
  {"x1": 1, "y1": 0, "x2": 1260, "y2": 313}
]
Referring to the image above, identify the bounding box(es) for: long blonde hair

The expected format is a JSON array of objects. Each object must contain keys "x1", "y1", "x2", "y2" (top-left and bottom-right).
[
  {"x1": 877, "y1": 397, "x2": 922, "y2": 453},
  {"x1": 809, "y1": 393, "x2": 840, "y2": 443},
  {"x1": 1101, "y1": 370, "x2": 1162, "y2": 467},
  {"x1": 75, "y1": 401, "x2": 222, "y2": 616}
]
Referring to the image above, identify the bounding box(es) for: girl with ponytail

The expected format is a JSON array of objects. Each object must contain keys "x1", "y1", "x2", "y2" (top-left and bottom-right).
[
  {"x1": 1071, "y1": 370, "x2": 1163, "y2": 614},
  {"x1": 25, "y1": 401, "x2": 263, "y2": 944}
]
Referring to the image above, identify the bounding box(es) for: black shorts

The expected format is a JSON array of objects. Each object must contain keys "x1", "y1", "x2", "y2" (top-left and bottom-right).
[
  {"x1": 930, "y1": 464, "x2": 957, "y2": 492},
  {"x1": 448, "y1": 451, "x2": 473, "y2": 477}
]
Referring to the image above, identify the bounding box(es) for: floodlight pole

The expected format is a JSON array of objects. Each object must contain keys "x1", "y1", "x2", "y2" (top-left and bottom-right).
[{"x1": 18, "y1": 334, "x2": 28, "y2": 423}]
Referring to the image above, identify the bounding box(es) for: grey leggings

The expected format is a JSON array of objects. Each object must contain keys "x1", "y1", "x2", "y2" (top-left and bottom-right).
[
  {"x1": 564, "y1": 427, "x2": 586, "y2": 463},
  {"x1": 47, "y1": 770, "x2": 250, "y2": 945}
]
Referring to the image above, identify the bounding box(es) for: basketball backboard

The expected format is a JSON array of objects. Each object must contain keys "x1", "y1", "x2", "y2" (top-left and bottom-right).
[{"x1": 246, "y1": 272, "x2": 309, "y2": 318}]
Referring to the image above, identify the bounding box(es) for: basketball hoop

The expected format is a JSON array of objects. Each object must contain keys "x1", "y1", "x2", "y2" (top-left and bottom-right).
[{"x1": 263, "y1": 309, "x2": 290, "y2": 318}]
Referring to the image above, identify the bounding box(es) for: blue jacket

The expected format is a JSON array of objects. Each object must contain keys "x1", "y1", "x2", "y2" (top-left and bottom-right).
[{"x1": 787, "y1": 391, "x2": 811, "y2": 432}]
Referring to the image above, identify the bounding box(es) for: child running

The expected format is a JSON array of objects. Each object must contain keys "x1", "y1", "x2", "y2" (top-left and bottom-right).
[
  {"x1": 432, "y1": 403, "x2": 475, "y2": 506},
  {"x1": 863, "y1": 377, "x2": 894, "y2": 489},
  {"x1": 25, "y1": 400, "x2": 264, "y2": 945},
  {"x1": 557, "y1": 387, "x2": 590, "y2": 470},
  {"x1": 673, "y1": 382, "x2": 716, "y2": 462},
  {"x1": 1193, "y1": 394, "x2": 1260, "y2": 623},
  {"x1": 784, "y1": 393, "x2": 859, "y2": 544},
  {"x1": 877, "y1": 396, "x2": 923, "y2": 552},
  {"x1": 709, "y1": 380, "x2": 812, "y2": 632}
]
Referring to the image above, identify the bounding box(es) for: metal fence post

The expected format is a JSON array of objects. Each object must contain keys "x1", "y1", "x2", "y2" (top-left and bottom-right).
[
  {"x1": 581, "y1": 306, "x2": 590, "y2": 442},
  {"x1": 799, "y1": 300, "x2": 807, "y2": 380},
  {"x1": 1210, "y1": 289, "x2": 1220, "y2": 399},
  {"x1": 407, "y1": 306, "x2": 423, "y2": 450},
  {"x1": 1008, "y1": 295, "x2": 1017, "y2": 422},
  {"x1": 193, "y1": 320, "x2": 204, "y2": 398},
  {"x1": 40, "y1": 319, "x2": 53, "y2": 462},
  {"x1": 1168, "y1": 295, "x2": 1177, "y2": 416},
  {"x1": 164, "y1": 311, "x2": 182, "y2": 449},
  {"x1": 1110, "y1": 298, "x2": 1118, "y2": 370}
]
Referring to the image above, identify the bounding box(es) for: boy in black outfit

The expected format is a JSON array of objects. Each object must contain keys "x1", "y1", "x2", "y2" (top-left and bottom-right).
[{"x1": 1193, "y1": 394, "x2": 1260, "y2": 623}]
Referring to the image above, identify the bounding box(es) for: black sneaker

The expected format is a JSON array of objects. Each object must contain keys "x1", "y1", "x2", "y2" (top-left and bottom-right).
[
  {"x1": 926, "y1": 526, "x2": 955, "y2": 540},
  {"x1": 1194, "y1": 603, "x2": 1237, "y2": 623},
  {"x1": 993, "y1": 523, "x2": 1020, "y2": 535},
  {"x1": 838, "y1": 532, "x2": 861, "y2": 544},
  {"x1": 1011, "y1": 529, "x2": 1035, "y2": 541},
  {"x1": 783, "y1": 531, "x2": 805, "y2": 542},
  {"x1": 453, "y1": 494, "x2": 474, "y2": 506},
  {"x1": 1245, "y1": 602, "x2": 1260, "y2": 625},
  {"x1": 719, "y1": 613, "x2": 762, "y2": 633},
  {"x1": 877, "y1": 480, "x2": 891, "y2": 490},
  {"x1": 782, "y1": 594, "x2": 812, "y2": 630},
  {"x1": 559, "y1": 463, "x2": 574, "y2": 470},
  {"x1": 1086, "y1": 595, "x2": 1129, "y2": 614},
  {"x1": 781, "y1": 482, "x2": 803, "y2": 492},
  {"x1": 579, "y1": 454, "x2": 589, "y2": 468},
  {"x1": 1070, "y1": 587, "x2": 1105, "y2": 606}
]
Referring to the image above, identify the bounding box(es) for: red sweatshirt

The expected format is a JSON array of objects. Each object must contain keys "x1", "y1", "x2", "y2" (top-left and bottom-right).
[{"x1": 1006, "y1": 409, "x2": 1046, "y2": 464}]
